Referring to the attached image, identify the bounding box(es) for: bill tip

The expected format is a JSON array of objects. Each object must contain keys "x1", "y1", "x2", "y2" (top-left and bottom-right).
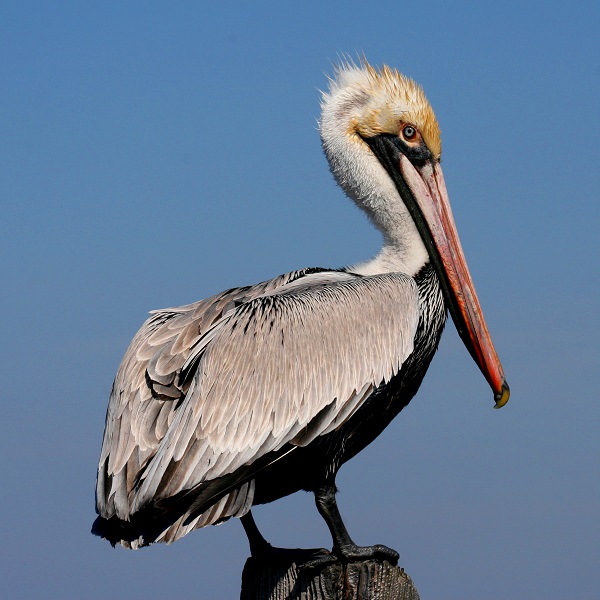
[{"x1": 494, "y1": 381, "x2": 510, "y2": 409}]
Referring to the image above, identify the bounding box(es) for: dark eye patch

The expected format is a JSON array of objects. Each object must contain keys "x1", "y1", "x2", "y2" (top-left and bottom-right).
[{"x1": 379, "y1": 133, "x2": 432, "y2": 167}]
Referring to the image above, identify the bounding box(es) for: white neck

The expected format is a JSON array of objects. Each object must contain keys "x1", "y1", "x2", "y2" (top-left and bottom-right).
[{"x1": 319, "y1": 83, "x2": 429, "y2": 278}]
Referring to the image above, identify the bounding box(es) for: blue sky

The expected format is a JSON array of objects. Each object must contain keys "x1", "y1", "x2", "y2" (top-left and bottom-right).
[{"x1": 1, "y1": 2, "x2": 599, "y2": 598}]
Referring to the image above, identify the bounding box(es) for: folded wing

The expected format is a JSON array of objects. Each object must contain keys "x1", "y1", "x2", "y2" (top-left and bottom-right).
[{"x1": 95, "y1": 268, "x2": 419, "y2": 545}]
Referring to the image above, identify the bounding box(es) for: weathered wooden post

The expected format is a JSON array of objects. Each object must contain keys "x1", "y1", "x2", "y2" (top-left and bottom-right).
[{"x1": 240, "y1": 557, "x2": 419, "y2": 600}]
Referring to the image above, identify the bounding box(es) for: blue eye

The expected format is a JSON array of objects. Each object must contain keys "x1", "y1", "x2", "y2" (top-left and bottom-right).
[{"x1": 403, "y1": 125, "x2": 416, "y2": 140}]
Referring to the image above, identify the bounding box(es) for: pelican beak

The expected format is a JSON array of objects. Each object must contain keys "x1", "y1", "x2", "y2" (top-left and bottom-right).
[{"x1": 398, "y1": 155, "x2": 509, "y2": 408}]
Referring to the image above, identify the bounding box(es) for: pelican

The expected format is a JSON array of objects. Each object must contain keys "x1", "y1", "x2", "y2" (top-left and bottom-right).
[{"x1": 93, "y1": 60, "x2": 509, "y2": 564}]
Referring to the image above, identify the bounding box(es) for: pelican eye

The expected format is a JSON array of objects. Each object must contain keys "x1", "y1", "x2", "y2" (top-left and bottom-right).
[{"x1": 402, "y1": 125, "x2": 417, "y2": 140}]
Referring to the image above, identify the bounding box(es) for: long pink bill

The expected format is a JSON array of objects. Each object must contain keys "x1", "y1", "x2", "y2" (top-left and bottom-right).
[{"x1": 399, "y1": 154, "x2": 509, "y2": 408}]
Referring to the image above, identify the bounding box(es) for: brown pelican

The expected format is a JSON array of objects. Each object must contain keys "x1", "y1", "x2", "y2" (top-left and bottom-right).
[{"x1": 93, "y1": 60, "x2": 509, "y2": 564}]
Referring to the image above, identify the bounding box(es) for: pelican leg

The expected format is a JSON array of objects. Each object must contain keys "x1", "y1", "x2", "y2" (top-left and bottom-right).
[
  {"x1": 241, "y1": 511, "x2": 331, "y2": 564},
  {"x1": 314, "y1": 483, "x2": 400, "y2": 565},
  {"x1": 241, "y1": 511, "x2": 271, "y2": 556}
]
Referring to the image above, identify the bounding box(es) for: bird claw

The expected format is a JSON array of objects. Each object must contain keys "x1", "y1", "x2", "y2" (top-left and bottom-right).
[
  {"x1": 299, "y1": 551, "x2": 339, "y2": 571},
  {"x1": 300, "y1": 542, "x2": 400, "y2": 570},
  {"x1": 334, "y1": 543, "x2": 400, "y2": 565}
]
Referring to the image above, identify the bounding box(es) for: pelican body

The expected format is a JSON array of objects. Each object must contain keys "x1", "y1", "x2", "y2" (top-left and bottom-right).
[{"x1": 93, "y1": 61, "x2": 509, "y2": 561}]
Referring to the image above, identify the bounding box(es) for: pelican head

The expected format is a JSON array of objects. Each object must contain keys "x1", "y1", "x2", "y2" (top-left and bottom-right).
[{"x1": 320, "y1": 60, "x2": 509, "y2": 408}]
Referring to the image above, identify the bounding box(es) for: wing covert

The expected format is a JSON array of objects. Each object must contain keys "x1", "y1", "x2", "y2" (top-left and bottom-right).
[
  {"x1": 131, "y1": 271, "x2": 419, "y2": 512},
  {"x1": 96, "y1": 268, "x2": 335, "y2": 519}
]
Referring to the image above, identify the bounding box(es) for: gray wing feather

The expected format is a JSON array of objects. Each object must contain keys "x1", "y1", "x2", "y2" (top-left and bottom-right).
[
  {"x1": 97, "y1": 270, "x2": 326, "y2": 519},
  {"x1": 96, "y1": 269, "x2": 419, "y2": 532}
]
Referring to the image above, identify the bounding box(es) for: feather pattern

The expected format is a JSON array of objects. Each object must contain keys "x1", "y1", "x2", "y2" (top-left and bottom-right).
[{"x1": 95, "y1": 267, "x2": 419, "y2": 544}]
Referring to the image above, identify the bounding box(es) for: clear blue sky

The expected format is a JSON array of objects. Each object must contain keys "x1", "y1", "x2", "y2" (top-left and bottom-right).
[{"x1": 1, "y1": 2, "x2": 599, "y2": 598}]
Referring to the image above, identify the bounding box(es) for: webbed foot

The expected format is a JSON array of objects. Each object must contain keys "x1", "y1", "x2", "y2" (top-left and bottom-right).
[{"x1": 334, "y1": 542, "x2": 399, "y2": 565}]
